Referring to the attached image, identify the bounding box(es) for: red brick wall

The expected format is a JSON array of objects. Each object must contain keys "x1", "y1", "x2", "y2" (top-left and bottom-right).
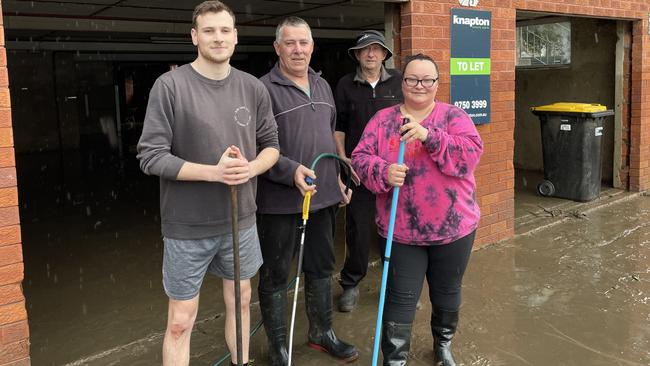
[
  {"x1": 401, "y1": 0, "x2": 650, "y2": 247},
  {"x1": 401, "y1": 1, "x2": 516, "y2": 246},
  {"x1": 630, "y1": 20, "x2": 650, "y2": 191},
  {"x1": 621, "y1": 25, "x2": 632, "y2": 190},
  {"x1": 0, "y1": 2, "x2": 30, "y2": 365}
]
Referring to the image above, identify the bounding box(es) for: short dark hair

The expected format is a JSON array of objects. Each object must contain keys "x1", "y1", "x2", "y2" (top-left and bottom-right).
[
  {"x1": 402, "y1": 53, "x2": 439, "y2": 77},
  {"x1": 192, "y1": 1, "x2": 236, "y2": 29}
]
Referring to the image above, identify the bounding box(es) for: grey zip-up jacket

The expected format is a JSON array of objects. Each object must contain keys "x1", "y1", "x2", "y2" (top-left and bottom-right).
[{"x1": 257, "y1": 64, "x2": 340, "y2": 214}]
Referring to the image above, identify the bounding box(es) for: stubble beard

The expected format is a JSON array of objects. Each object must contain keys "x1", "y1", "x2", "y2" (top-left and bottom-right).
[{"x1": 199, "y1": 45, "x2": 232, "y2": 66}]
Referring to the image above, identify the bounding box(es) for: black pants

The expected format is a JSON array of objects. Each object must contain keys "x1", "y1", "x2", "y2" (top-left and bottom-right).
[
  {"x1": 339, "y1": 186, "x2": 377, "y2": 289},
  {"x1": 382, "y1": 231, "x2": 475, "y2": 323},
  {"x1": 257, "y1": 206, "x2": 337, "y2": 295}
]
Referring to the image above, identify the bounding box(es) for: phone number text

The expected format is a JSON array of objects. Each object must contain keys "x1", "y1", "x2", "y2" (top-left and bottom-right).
[{"x1": 453, "y1": 100, "x2": 488, "y2": 109}]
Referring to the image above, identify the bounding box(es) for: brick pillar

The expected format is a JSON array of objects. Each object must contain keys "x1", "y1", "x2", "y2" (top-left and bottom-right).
[
  {"x1": 401, "y1": 1, "x2": 516, "y2": 247},
  {"x1": 629, "y1": 21, "x2": 650, "y2": 191},
  {"x1": 0, "y1": 4, "x2": 31, "y2": 365},
  {"x1": 621, "y1": 25, "x2": 632, "y2": 190}
]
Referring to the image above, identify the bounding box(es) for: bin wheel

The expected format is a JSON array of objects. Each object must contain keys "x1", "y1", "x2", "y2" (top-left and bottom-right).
[{"x1": 537, "y1": 180, "x2": 555, "y2": 197}]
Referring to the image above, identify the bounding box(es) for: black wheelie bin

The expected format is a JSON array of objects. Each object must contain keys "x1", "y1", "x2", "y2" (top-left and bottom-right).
[{"x1": 530, "y1": 102, "x2": 614, "y2": 202}]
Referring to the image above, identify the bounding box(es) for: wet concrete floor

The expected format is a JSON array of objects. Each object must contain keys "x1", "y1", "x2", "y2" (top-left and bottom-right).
[{"x1": 20, "y1": 164, "x2": 650, "y2": 365}]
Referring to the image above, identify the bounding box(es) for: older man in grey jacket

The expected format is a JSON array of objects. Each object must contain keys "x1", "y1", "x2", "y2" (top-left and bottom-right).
[{"x1": 256, "y1": 16, "x2": 358, "y2": 366}]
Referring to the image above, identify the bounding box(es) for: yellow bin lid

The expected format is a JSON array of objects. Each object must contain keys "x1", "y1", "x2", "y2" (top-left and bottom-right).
[{"x1": 530, "y1": 102, "x2": 608, "y2": 113}]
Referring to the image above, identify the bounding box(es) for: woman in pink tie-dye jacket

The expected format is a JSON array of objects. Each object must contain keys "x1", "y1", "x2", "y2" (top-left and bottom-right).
[{"x1": 351, "y1": 54, "x2": 482, "y2": 366}]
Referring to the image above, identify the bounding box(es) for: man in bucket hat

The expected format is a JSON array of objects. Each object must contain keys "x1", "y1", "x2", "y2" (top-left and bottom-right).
[{"x1": 334, "y1": 30, "x2": 403, "y2": 312}]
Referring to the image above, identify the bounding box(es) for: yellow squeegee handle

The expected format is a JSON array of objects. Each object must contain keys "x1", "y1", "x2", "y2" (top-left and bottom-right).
[
  {"x1": 302, "y1": 191, "x2": 312, "y2": 221},
  {"x1": 300, "y1": 153, "x2": 352, "y2": 222}
]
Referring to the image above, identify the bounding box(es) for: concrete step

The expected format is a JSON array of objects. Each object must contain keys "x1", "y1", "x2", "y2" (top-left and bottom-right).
[{"x1": 515, "y1": 187, "x2": 640, "y2": 237}]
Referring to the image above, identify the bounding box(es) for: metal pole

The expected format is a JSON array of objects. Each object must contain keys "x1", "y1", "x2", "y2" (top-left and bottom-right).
[
  {"x1": 371, "y1": 120, "x2": 407, "y2": 366},
  {"x1": 288, "y1": 180, "x2": 313, "y2": 366},
  {"x1": 230, "y1": 173, "x2": 243, "y2": 366}
]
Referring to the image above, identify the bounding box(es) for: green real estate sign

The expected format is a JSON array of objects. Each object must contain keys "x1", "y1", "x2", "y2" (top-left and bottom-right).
[
  {"x1": 450, "y1": 8, "x2": 492, "y2": 124},
  {"x1": 450, "y1": 58, "x2": 491, "y2": 75}
]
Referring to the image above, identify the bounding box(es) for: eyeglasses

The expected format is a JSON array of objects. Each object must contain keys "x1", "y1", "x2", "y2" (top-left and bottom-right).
[{"x1": 403, "y1": 77, "x2": 438, "y2": 88}]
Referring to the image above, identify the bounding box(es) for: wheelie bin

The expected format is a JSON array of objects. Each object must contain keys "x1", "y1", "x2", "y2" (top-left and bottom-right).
[{"x1": 530, "y1": 102, "x2": 614, "y2": 202}]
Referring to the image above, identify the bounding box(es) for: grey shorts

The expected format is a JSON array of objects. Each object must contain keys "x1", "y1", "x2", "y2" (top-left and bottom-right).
[{"x1": 162, "y1": 225, "x2": 263, "y2": 301}]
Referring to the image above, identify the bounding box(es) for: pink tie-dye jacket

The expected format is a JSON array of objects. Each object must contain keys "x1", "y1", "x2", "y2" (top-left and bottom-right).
[{"x1": 351, "y1": 103, "x2": 483, "y2": 245}]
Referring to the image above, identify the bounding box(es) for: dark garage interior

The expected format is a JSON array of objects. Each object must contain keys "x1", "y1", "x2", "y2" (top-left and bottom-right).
[{"x1": 4, "y1": 0, "x2": 391, "y2": 364}]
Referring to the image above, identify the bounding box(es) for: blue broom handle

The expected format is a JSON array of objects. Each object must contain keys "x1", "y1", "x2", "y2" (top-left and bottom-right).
[{"x1": 371, "y1": 138, "x2": 406, "y2": 366}]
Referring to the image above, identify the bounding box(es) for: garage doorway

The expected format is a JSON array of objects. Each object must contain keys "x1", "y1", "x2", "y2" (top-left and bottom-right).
[
  {"x1": 5, "y1": 0, "x2": 391, "y2": 363},
  {"x1": 513, "y1": 12, "x2": 631, "y2": 229}
]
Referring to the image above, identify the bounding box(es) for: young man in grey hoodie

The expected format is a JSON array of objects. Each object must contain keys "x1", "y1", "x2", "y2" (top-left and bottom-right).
[{"x1": 136, "y1": 2, "x2": 279, "y2": 365}]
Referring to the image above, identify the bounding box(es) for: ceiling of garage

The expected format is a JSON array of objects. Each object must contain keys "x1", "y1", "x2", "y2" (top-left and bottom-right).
[{"x1": 2, "y1": 0, "x2": 390, "y2": 48}]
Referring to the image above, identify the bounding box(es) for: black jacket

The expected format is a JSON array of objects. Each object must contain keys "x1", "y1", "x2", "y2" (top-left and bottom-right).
[{"x1": 334, "y1": 66, "x2": 403, "y2": 157}]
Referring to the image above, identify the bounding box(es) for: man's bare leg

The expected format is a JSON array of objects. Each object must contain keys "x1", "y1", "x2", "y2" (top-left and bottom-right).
[{"x1": 163, "y1": 295, "x2": 200, "y2": 366}]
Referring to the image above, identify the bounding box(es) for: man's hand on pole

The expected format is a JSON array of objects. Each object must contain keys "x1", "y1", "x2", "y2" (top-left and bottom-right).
[
  {"x1": 215, "y1": 145, "x2": 250, "y2": 185},
  {"x1": 294, "y1": 165, "x2": 317, "y2": 196}
]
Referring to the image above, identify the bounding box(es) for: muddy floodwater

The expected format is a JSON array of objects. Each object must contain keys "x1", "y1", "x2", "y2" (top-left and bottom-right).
[{"x1": 22, "y1": 187, "x2": 649, "y2": 365}]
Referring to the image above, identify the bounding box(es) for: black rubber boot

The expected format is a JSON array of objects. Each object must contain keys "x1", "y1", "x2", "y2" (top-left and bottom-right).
[
  {"x1": 338, "y1": 286, "x2": 360, "y2": 312},
  {"x1": 381, "y1": 321, "x2": 412, "y2": 366},
  {"x1": 431, "y1": 308, "x2": 459, "y2": 366},
  {"x1": 305, "y1": 277, "x2": 359, "y2": 362},
  {"x1": 259, "y1": 290, "x2": 289, "y2": 366}
]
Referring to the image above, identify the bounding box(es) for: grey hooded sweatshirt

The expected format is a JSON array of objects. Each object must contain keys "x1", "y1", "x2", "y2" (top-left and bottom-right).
[{"x1": 137, "y1": 64, "x2": 279, "y2": 239}]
